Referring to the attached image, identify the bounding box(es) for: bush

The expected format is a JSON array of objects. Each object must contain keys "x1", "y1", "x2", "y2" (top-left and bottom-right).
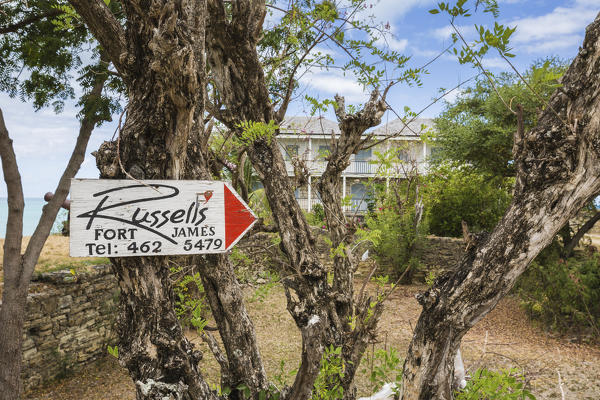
[
  {"x1": 423, "y1": 164, "x2": 512, "y2": 237},
  {"x1": 306, "y1": 203, "x2": 326, "y2": 226},
  {"x1": 171, "y1": 269, "x2": 208, "y2": 330},
  {"x1": 456, "y1": 368, "x2": 535, "y2": 400},
  {"x1": 516, "y1": 253, "x2": 600, "y2": 335},
  {"x1": 366, "y1": 183, "x2": 427, "y2": 283},
  {"x1": 312, "y1": 203, "x2": 325, "y2": 223}
]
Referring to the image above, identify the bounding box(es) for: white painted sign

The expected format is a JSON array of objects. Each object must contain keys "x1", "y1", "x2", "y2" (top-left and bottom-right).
[{"x1": 70, "y1": 179, "x2": 257, "y2": 257}]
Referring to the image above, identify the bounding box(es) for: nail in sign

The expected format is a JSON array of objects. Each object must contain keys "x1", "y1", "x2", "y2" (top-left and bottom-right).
[{"x1": 69, "y1": 179, "x2": 257, "y2": 257}]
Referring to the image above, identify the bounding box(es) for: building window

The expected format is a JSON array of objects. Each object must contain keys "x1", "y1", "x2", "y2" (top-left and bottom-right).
[
  {"x1": 317, "y1": 145, "x2": 331, "y2": 160},
  {"x1": 355, "y1": 148, "x2": 371, "y2": 161},
  {"x1": 350, "y1": 183, "x2": 371, "y2": 212},
  {"x1": 429, "y1": 146, "x2": 442, "y2": 159},
  {"x1": 398, "y1": 150, "x2": 410, "y2": 162},
  {"x1": 285, "y1": 144, "x2": 299, "y2": 160}
]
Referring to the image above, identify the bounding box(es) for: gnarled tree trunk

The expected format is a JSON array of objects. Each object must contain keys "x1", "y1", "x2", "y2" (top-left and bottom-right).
[
  {"x1": 401, "y1": 14, "x2": 600, "y2": 399},
  {"x1": 316, "y1": 92, "x2": 389, "y2": 398},
  {"x1": 69, "y1": 1, "x2": 269, "y2": 398}
]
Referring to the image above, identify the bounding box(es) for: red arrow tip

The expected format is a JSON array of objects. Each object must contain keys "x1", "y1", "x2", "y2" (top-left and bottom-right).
[{"x1": 224, "y1": 184, "x2": 256, "y2": 249}]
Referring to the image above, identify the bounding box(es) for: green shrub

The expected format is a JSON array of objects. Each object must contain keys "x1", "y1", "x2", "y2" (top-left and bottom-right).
[
  {"x1": 516, "y1": 253, "x2": 600, "y2": 334},
  {"x1": 456, "y1": 368, "x2": 535, "y2": 400},
  {"x1": 423, "y1": 164, "x2": 512, "y2": 237},
  {"x1": 172, "y1": 270, "x2": 208, "y2": 330},
  {"x1": 312, "y1": 345, "x2": 345, "y2": 400},
  {"x1": 311, "y1": 203, "x2": 326, "y2": 224},
  {"x1": 365, "y1": 198, "x2": 426, "y2": 283},
  {"x1": 305, "y1": 203, "x2": 326, "y2": 227},
  {"x1": 361, "y1": 347, "x2": 403, "y2": 394}
]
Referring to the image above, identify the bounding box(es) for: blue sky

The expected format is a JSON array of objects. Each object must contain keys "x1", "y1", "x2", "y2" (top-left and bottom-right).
[{"x1": 0, "y1": 0, "x2": 599, "y2": 197}]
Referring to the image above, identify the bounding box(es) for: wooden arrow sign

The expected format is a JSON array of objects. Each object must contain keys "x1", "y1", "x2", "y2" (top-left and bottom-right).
[{"x1": 69, "y1": 179, "x2": 257, "y2": 257}]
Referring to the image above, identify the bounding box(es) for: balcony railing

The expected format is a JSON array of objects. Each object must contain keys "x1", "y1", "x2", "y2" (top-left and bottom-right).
[
  {"x1": 349, "y1": 160, "x2": 375, "y2": 175},
  {"x1": 286, "y1": 159, "x2": 378, "y2": 176},
  {"x1": 295, "y1": 197, "x2": 369, "y2": 213}
]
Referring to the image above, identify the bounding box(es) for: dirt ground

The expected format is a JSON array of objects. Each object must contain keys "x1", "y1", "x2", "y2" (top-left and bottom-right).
[{"x1": 24, "y1": 282, "x2": 600, "y2": 400}]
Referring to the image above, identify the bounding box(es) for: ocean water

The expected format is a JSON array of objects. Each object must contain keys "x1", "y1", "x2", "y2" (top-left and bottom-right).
[{"x1": 0, "y1": 198, "x2": 68, "y2": 238}]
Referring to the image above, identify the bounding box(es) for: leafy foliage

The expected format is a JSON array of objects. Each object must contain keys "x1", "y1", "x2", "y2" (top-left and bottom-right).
[
  {"x1": 431, "y1": 58, "x2": 567, "y2": 177},
  {"x1": 249, "y1": 270, "x2": 280, "y2": 303},
  {"x1": 238, "y1": 120, "x2": 279, "y2": 145},
  {"x1": 366, "y1": 202, "x2": 426, "y2": 282},
  {"x1": 312, "y1": 345, "x2": 345, "y2": 400},
  {"x1": 516, "y1": 253, "x2": 600, "y2": 335},
  {"x1": 171, "y1": 269, "x2": 208, "y2": 330},
  {"x1": 361, "y1": 347, "x2": 403, "y2": 394},
  {"x1": 366, "y1": 149, "x2": 427, "y2": 282},
  {"x1": 456, "y1": 368, "x2": 535, "y2": 400},
  {"x1": 423, "y1": 164, "x2": 512, "y2": 237},
  {"x1": 309, "y1": 203, "x2": 326, "y2": 225},
  {"x1": 107, "y1": 345, "x2": 118, "y2": 359},
  {"x1": 0, "y1": 0, "x2": 125, "y2": 119}
]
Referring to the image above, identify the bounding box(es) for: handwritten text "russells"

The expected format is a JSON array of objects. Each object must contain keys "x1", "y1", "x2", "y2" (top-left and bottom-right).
[{"x1": 76, "y1": 184, "x2": 209, "y2": 244}]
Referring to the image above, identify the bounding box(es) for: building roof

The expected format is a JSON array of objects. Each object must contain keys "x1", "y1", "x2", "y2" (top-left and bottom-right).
[
  {"x1": 372, "y1": 118, "x2": 435, "y2": 137},
  {"x1": 280, "y1": 116, "x2": 341, "y2": 135},
  {"x1": 280, "y1": 116, "x2": 435, "y2": 137}
]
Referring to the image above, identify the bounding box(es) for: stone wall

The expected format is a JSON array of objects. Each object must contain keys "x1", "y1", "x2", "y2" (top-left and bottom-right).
[
  {"x1": 16, "y1": 264, "x2": 118, "y2": 390},
  {"x1": 419, "y1": 236, "x2": 465, "y2": 273}
]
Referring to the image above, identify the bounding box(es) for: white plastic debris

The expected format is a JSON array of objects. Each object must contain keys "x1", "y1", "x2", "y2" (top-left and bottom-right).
[
  {"x1": 358, "y1": 382, "x2": 398, "y2": 400},
  {"x1": 361, "y1": 249, "x2": 369, "y2": 261}
]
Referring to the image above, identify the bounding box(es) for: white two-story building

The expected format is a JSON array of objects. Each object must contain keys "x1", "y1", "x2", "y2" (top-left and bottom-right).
[{"x1": 278, "y1": 116, "x2": 434, "y2": 213}]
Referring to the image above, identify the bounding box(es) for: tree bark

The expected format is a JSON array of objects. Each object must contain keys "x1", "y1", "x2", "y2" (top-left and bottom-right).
[
  {"x1": 206, "y1": 2, "x2": 336, "y2": 398},
  {"x1": 0, "y1": 66, "x2": 107, "y2": 399},
  {"x1": 71, "y1": 1, "x2": 268, "y2": 398},
  {"x1": 316, "y1": 92, "x2": 389, "y2": 398},
  {"x1": 72, "y1": 1, "x2": 215, "y2": 398},
  {"x1": 205, "y1": 3, "x2": 398, "y2": 397},
  {"x1": 196, "y1": 254, "x2": 268, "y2": 393},
  {"x1": 0, "y1": 107, "x2": 26, "y2": 400},
  {"x1": 401, "y1": 14, "x2": 600, "y2": 399}
]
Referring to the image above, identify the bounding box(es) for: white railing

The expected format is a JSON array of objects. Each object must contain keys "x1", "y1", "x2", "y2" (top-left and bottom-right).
[
  {"x1": 349, "y1": 160, "x2": 376, "y2": 175},
  {"x1": 284, "y1": 159, "x2": 430, "y2": 177},
  {"x1": 295, "y1": 197, "x2": 369, "y2": 213},
  {"x1": 286, "y1": 160, "x2": 377, "y2": 176},
  {"x1": 296, "y1": 197, "x2": 309, "y2": 211}
]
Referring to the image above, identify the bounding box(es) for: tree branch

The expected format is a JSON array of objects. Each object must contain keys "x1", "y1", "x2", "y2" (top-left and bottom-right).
[
  {"x1": 563, "y1": 210, "x2": 600, "y2": 257},
  {"x1": 67, "y1": 0, "x2": 128, "y2": 75},
  {"x1": 21, "y1": 62, "x2": 108, "y2": 281},
  {"x1": 0, "y1": 9, "x2": 64, "y2": 34},
  {"x1": 0, "y1": 107, "x2": 24, "y2": 284},
  {"x1": 275, "y1": 31, "x2": 327, "y2": 121}
]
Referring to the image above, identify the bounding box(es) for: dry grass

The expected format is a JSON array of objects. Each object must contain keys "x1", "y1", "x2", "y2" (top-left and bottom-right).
[
  {"x1": 20, "y1": 239, "x2": 600, "y2": 400},
  {"x1": 0, "y1": 235, "x2": 107, "y2": 277},
  {"x1": 25, "y1": 280, "x2": 600, "y2": 400},
  {"x1": 588, "y1": 233, "x2": 600, "y2": 247}
]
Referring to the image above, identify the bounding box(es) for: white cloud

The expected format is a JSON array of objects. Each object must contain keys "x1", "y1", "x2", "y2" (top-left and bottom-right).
[
  {"x1": 299, "y1": 70, "x2": 368, "y2": 103},
  {"x1": 0, "y1": 93, "x2": 115, "y2": 197},
  {"x1": 368, "y1": 0, "x2": 436, "y2": 23},
  {"x1": 376, "y1": 35, "x2": 409, "y2": 51},
  {"x1": 481, "y1": 57, "x2": 510, "y2": 70},
  {"x1": 432, "y1": 24, "x2": 476, "y2": 41},
  {"x1": 441, "y1": 87, "x2": 463, "y2": 104},
  {"x1": 374, "y1": 25, "x2": 409, "y2": 52},
  {"x1": 509, "y1": 0, "x2": 599, "y2": 53}
]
